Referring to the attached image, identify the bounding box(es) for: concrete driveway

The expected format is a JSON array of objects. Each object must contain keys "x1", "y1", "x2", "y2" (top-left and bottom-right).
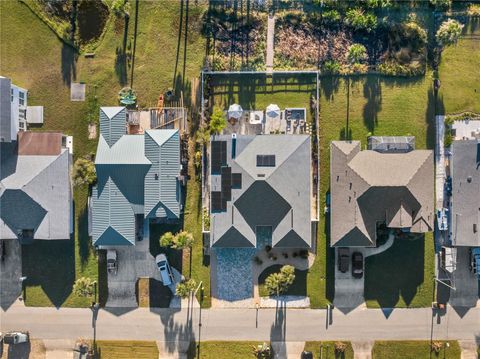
[{"x1": 0, "y1": 239, "x2": 22, "y2": 310}]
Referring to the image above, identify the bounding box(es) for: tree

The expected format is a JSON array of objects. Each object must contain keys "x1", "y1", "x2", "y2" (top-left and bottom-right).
[
  {"x1": 175, "y1": 278, "x2": 197, "y2": 298},
  {"x1": 430, "y1": 0, "x2": 451, "y2": 10},
  {"x1": 72, "y1": 158, "x2": 96, "y2": 186},
  {"x1": 73, "y1": 277, "x2": 96, "y2": 298},
  {"x1": 264, "y1": 265, "x2": 296, "y2": 296},
  {"x1": 436, "y1": 19, "x2": 464, "y2": 47},
  {"x1": 159, "y1": 232, "x2": 175, "y2": 248},
  {"x1": 209, "y1": 106, "x2": 227, "y2": 135},
  {"x1": 195, "y1": 124, "x2": 211, "y2": 146},
  {"x1": 344, "y1": 9, "x2": 377, "y2": 32},
  {"x1": 347, "y1": 44, "x2": 368, "y2": 64},
  {"x1": 172, "y1": 231, "x2": 195, "y2": 249}
]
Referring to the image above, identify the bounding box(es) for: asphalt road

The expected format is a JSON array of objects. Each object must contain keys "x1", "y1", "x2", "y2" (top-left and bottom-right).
[{"x1": 1, "y1": 302, "x2": 479, "y2": 342}]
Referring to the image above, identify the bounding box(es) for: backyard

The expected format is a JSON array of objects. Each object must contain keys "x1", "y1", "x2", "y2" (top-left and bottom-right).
[{"x1": 372, "y1": 341, "x2": 461, "y2": 359}]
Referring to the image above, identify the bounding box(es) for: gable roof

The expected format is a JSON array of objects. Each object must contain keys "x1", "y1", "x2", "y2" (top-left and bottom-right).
[
  {"x1": 92, "y1": 107, "x2": 181, "y2": 246},
  {"x1": 210, "y1": 134, "x2": 312, "y2": 248},
  {"x1": 330, "y1": 140, "x2": 433, "y2": 247}
]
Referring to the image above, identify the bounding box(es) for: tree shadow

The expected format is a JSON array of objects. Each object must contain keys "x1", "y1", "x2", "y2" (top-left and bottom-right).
[
  {"x1": 22, "y1": 239, "x2": 75, "y2": 308},
  {"x1": 115, "y1": 15, "x2": 129, "y2": 86},
  {"x1": 426, "y1": 85, "x2": 445, "y2": 150},
  {"x1": 173, "y1": 0, "x2": 185, "y2": 90},
  {"x1": 364, "y1": 234, "x2": 426, "y2": 308},
  {"x1": 61, "y1": 42, "x2": 77, "y2": 86},
  {"x1": 362, "y1": 75, "x2": 382, "y2": 133},
  {"x1": 78, "y1": 200, "x2": 91, "y2": 266},
  {"x1": 270, "y1": 299, "x2": 287, "y2": 356},
  {"x1": 324, "y1": 210, "x2": 335, "y2": 303}
]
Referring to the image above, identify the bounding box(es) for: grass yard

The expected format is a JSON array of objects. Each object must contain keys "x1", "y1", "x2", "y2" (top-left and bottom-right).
[
  {"x1": 364, "y1": 233, "x2": 435, "y2": 308},
  {"x1": 0, "y1": 0, "x2": 207, "y2": 307},
  {"x1": 192, "y1": 341, "x2": 269, "y2": 359},
  {"x1": 258, "y1": 265, "x2": 308, "y2": 297},
  {"x1": 439, "y1": 17, "x2": 480, "y2": 114},
  {"x1": 372, "y1": 341, "x2": 461, "y2": 359},
  {"x1": 304, "y1": 341, "x2": 354, "y2": 359},
  {"x1": 95, "y1": 341, "x2": 159, "y2": 359}
]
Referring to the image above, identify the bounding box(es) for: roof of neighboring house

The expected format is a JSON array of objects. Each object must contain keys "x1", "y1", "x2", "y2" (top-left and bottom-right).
[
  {"x1": 92, "y1": 107, "x2": 181, "y2": 246},
  {"x1": 451, "y1": 140, "x2": 480, "y2": 247},
  {"x1": 0, "y1": 77, "x2": 12, "y2": 142},
  {"x1": 0, "y1": 133, "x2": 71, "y2": 241},
  {"x1": 210, "y1": 134, "x2": 312, "y2": 248},
  {"x1": 330, "y1": 140, "x2": 434, "y2": 247}
]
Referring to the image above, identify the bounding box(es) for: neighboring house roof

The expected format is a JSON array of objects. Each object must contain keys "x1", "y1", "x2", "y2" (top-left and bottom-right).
[
  {"x1": 0, "y1": 77, "x2": 12, "y2": 142},
  {"x1": 0, "y1": 133, "x2": 72, "y2": 241},
  {"x1": 330, "y1": 140, "x2": 434, "y2": 247},
  {"x1": 210, "y1": 134, "x2": 312, "y2": 248},
  {"x1": 92, "y1": 107, "x2": 181, "y2": 246},
  {"x1": 451, "y1": 140, "x2": 480, "y2": 247}
]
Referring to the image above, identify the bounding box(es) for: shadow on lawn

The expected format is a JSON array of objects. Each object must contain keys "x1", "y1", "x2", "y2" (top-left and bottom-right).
[
  {"x1": 364, "y1": 234, "x2": 425, "y2": 308},
  {"x1": 22, "y1": 239, "x2": 75, "y2": 307},
  {"x1": 61, "y1": 42, "x2": 77, "y2": 86}
]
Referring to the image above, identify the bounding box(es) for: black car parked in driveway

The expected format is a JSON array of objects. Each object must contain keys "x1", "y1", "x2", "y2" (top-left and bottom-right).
[
  {"x1": 338, "y1": 247, "x2": 350, "y2": 273},
  {"x1": 352, "y1": 252, "x2": 363, "y2": 278}
]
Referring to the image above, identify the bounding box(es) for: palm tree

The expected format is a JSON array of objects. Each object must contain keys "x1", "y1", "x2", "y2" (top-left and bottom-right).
[
  {"x1": 159, "y1": 232, "x2": 175, "y2": 248},
  {"x1": 73, "y1": 277, "x2": 96, "y2": 298},
  {"x1": 172, "y1": 231, "x2": 195, "y2": 249},
  {"x1": 175, "y1": 278, "x2": 197, "y2": 298}
]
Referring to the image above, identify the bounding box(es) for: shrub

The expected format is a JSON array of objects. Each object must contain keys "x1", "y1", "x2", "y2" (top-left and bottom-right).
[
  {"x1": 431, "y1": 341, "x2": 444, "y2": 353},
  {"x1": 444, "y1": 131, "x2": 453, "y2": 148},
  {"x1": 378, "y1": 60, "x2": 424, "y2": 76},
  {"x1": 111, "y1": 0, "x2": 130, "y2": 17},
  {"x1": 334, "y1": 341, "x2": 348, "y2": 353},
  {"x1": 72, "y1": 158, "x2": 96, "y2": 186},
  {"x1": 430, "y1": 0, "x2": 451, "y2": 10},
  {"x1": 209, "y1": 106, "x2": 227, "y2": 134},
  {"x1": 265, "y1": 245, "x2": 272, "y2": 252},
  {"x1": 299, "y1": 249, "x2": 309, "y2": 259},
  {"x1": 73, "y1": 277, "x2": 96, "y2": 298},
  {"x1": 203, "y1": 207, "x2": 210, "y2": 231},
  {"x1": 468, "y1": 4, "x2": 480, "y2": 16},
  {"x1": 436, "y1": 19, "x2": 464, "y2": 47},
  {"x1": 322, "y1": 60, "x2": 341, "y2": 74},
  {"x1": 344, "y1": 8, "x2": 377, "y2": 32},
  {"x1": 172, "y1": 231, "x2": 195, "y2": 249},
  {"x1": 347, "y1": 43, "x2": 368, "y2": 64},
  {"x1": 254, "y1": 256, "x2": 263, "y2": 265},
  {"x1": 159, "y1": 232, "x2": 175, "y2": 248},
  {"x1": 176, "y1": 278, "x2": 197, "y2": 298},
  {"x1": 322, "y1": 10, "x2": 341, "y2": 24},
  {"x1": 358, "y1": 0, "x2": 392, "y2": 8}
]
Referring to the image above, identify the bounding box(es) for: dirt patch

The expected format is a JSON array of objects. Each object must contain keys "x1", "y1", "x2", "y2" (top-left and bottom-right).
[
  {"x1": 88, "y1": 123, "x2": 97, "y2": 139},
  {"x1": 77, "y1": 0, "x2": 109, "y2": 45}
]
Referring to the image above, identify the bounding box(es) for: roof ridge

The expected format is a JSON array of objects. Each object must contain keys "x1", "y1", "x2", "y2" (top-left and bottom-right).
[
  {"x1": 22, "y1": 149, "x2": 67, "y2": 190},
  {"x1": 406, "y1": 151, "x2": 432, "y2": 188},
  {"x1": 269, "y1": 135, "x2": 309, "y2": 179}
]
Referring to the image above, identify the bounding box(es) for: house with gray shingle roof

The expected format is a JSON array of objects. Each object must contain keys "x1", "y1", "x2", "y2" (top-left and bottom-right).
[
  {"x1": 209, "y1": 134, "x2": 312, "y2": 248},
  {"x1": 450, "y1": 140, "x2": 480, "y2": 247},
  {"x1": 91, "y1": 107, "x2": 182, "y2": 247},
  {"x1": 330, "y1": 139, "x2": 434, "y2": 247},
  {"x1": 0, "y1": 132, "x2": 73, "y2": 242}
]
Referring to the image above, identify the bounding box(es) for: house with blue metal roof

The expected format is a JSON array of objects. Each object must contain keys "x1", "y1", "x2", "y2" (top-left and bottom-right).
[{"x1": 91, "y1": 107, "x2": 182, "y2": 247}]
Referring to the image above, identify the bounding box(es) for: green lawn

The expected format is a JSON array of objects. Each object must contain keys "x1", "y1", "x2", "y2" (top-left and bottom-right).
[
  {"x1": 304, "y1": 341, "x2": 354, "y2": 359},
  {"x1": 439, "y1": 17, "x2": 480, "y2": 114},
  {"x1": 192, "y1": 341, "x2": 269, "y2": 359},
  {"x1": 364, "y1": 233, "x2": 435, "y2": 308},
  {"x1": 95, "y1": 340, "x2": 158, "y2": 359},
  {"x1": 258, "y1": 264, "x2": 308, "y2": 297},
  {"x1": 372, "y1": 341, "x2": 461, "y2": 359},
  {"x1": 1, "y1": 0, "x2": 206, "y2": 307}
]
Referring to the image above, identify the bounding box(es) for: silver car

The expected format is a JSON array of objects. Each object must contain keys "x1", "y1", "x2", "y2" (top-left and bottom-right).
[{"x1": 155, "y1": 254, "x2": 174, "y2": 286}]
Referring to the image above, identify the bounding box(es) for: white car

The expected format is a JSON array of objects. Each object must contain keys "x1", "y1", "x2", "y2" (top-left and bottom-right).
[
  {"x1": 3, "y1": 331, "x2": 29, "y2": 345},
  {"x1": 155, "y1": 254, "x2": 174, "y2": 286}
]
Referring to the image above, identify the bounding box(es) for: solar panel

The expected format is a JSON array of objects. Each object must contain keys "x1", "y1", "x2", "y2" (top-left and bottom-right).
[
  {"x1": 232, "y1": 173, "x2": 242, "y2": 189},
  {"x1": 221, "y1": 167, "x2": 232, "y2": 201},
  {"x1": 211, "y1": 191, "x2": 222, "y2": 212},
  {"x1": 211, "y1": 141, "x2": 227, "y2": 174},
  {"x1": 256, "y1": 155, "x2": 276, "y2": 167}
]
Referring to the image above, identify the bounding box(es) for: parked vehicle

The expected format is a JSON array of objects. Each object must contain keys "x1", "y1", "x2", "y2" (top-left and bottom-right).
[
  {"x1": 352, "y1": 252, "x2": 364, "y2": 278},
  {"x1": 469, "y1": 248, "x2": 480, "y2": 277},
  {"x1": 338, "y1": 247, "x2": 350, "y2": 273},
  {"x1": 3, "y1": 332, "x2": 29, "y2": 345},
  {"x1": 106, "y1": 249, "x2": 117, "y2": 275},
  {"x1": 155, "y1": 254, "x2": 174, "y2": 286}
]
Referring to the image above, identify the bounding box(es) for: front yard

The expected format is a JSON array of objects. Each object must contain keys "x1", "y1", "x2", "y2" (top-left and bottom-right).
[
  {"x1": 304, "y1": 341, "x2": 354, "y2": 359},
  {"x1": 192, "y1": 341, "x2": 270, "y2": 359},
  {"x1": 95, "y1": 341, "x2": 159, "y2": 359},
  {"x1": 372, "y1": 341, "x2": 461, "y2": 359}
]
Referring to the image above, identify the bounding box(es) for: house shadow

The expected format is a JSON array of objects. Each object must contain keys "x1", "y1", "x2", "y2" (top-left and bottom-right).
[
  {"x1": 6, "y1": 341, "x2": 31, "y2": 359},
  {"x1": 21, "y1": 239, "x2": 75, "y2": 308},
  {"x1": 270, "y1": 299, "x2": 287, "y2": 358}
]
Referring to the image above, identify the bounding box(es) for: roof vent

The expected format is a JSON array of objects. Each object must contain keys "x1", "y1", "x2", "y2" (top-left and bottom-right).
[
  {"x1": 155, "y1": 174, "x2": 159, "y2": 180},
  {"x1": 467, "y1": 176, "x2": 472, "y2": 183}
]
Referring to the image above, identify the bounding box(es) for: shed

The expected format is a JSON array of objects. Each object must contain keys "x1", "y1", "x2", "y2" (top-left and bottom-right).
[{"x1": 26, "y1": 106, "x2": 44, "y2": 124}]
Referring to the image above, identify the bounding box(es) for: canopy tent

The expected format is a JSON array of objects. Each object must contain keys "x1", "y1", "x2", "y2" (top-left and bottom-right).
[
  {"x1": 228, "y1": 104, "x2": 243, "y2": 119},
  {"x1": 266, "y1": 104, "x2": 281, "y2": 118}
]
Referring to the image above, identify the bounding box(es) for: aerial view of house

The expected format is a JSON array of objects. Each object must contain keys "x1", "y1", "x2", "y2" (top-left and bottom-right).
[
  {"x1": 330, "y1": 138, "x2": 434, "y2": 247},
  {"x1": 1, "y1": 1, "x2": 479, "y2": 358}
]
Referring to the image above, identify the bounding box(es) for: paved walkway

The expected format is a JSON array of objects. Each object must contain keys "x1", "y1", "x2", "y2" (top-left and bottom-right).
[
  {"x1": 435, "y1": 115, "x2": 446, "y2": 210},
  {"x1": 271, "y1": 341, "x2": 305, "y2": 359},
  {"x1": 266, "y1": 14, "x2": 275, "y2": 73},
  {"x1": 2, "y1": 301, "x2": 479, "y2": 342}
]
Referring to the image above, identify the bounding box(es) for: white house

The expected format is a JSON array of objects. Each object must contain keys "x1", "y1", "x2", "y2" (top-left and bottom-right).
[{"x1": 0, "y1": 76, "x2": 28, "y2": 142}]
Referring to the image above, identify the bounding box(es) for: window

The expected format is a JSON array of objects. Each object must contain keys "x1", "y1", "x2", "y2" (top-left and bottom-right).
[
  {"x1": 19, "y1": 91, "x2": 25, "y2": 106},
  {"x1": 256, "y1": 155, "x2": 276, "y2": 167},
  {"x1": 10, "y1": 89, "x2": 13, "y2": 102}
]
